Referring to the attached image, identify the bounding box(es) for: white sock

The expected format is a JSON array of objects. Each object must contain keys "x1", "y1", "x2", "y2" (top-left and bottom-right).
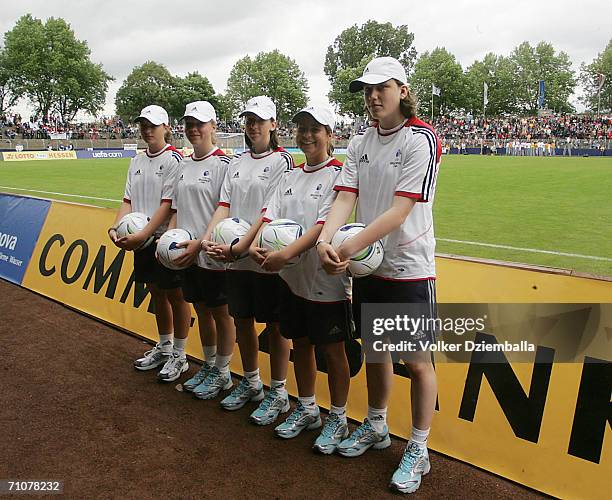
[
  {"x1": 271, "y1": 379, "x2": 287, "y2": 398},
  {"x1": 330, "y1": 404, "x2": 347, "y2": 423},
  {"x1": 173, "y1": 337, "x2": 187, "y2": 356},
  {"x1": 298, "y1": 395, "x2": 317, "y2": 414},
  {"x1": 203, "y1": 345, "x2": 217, "y2": 366},
  {"x1": 215, "y1": 354, "x2": 232, "y2": 376},
  {"x1": 244, "y1": 369, "x2": 261, "y2": 389},
  {"x1": 367, "y1": 406, "x2": 388, "y2": 433},
  {"x1": 410, "y1": 426, "x2": 430, "y2": 450},
  {"x1": 159, "y1": 334, "x2": 173, "y2": 352}
]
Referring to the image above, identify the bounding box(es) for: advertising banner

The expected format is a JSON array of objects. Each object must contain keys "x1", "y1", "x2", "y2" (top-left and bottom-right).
[
  {"x1": 10, "y1": 195, "x2": 612, "y2": 498},
  {"x1": 0, "y1": 194, "x2": 51, "y2": 284},
  {"x1": 76, "y1": 149, "x2": 137, "y2": 160},
  {"x1": 2, "y1": 151, "x2": 77, "y2": 161}
]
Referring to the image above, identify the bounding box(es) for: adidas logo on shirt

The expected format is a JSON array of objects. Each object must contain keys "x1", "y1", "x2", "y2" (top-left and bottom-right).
[
  {"x1": 135, "y1": 169, "x2": 141, "y2": 175},
  {"x1": 359, "y1": 153, "x2": 370, "y2": 164},
  {"x1": 284, "y1": 187, "x2": 293, "y2": 196},
  {"x1": 233, "y1": 171, "x2": 240, "y2": 178}
]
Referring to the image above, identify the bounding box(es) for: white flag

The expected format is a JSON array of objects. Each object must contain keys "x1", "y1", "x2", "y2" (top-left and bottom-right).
[
  {"x1": 483, "y1": 82, "x2": 489, "y2": 106},
  {"x1": 432, "y1": 84, "x2": 441, "y2": 96},
  {"x1": 596, "y1": 73, "x2": 606, "y2": 92}
]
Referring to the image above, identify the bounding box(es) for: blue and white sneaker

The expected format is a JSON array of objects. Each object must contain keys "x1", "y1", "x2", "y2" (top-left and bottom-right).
[
  {"x1": 337, "y1": 418, "x2": 391, "y2": 457},
  {"x1": 193, "y1": 366, "x2": 232, "y2": 399},
  {"x1": 313, "y1": 413, "x2": 349, "y2": 454},
  {"x1": 274, "y1": 402, "x2": 322, "y2": 439},
  {"x1": 220, "y1": 377, "x2": 264, "y2": 411},
  {"x1": 389, "y1": 442, "x2": 431, "y2": 494},
  {"x1": 249, "y1": 386, "x2": 290, "y2": 425},
  {"x1": 183, "y1": 363, "x2": 213, "y2": 392},
  {"x1": 157, "y1": 352, "x2": 189, "y2": 382},
  {"x1": 133, "y1": 341, "x2": 172, "y2": 371}
]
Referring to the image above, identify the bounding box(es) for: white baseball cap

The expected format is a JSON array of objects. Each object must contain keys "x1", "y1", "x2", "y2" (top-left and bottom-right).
[
  {"x1": 239, "y1": 96, "x2": 276, "y2": 120},
  {"x1": 349, "y1": 57, "x2": 408, "y2": 93},
  {"x1": 135, "y1": 105, "x2": 169, "y2": 125},
  {"x1": 293, "y1": 105, "x2": 336, "y2": 132},
  {"x1": 181, "y1": 101, "x2": 216, "y2": 123}
]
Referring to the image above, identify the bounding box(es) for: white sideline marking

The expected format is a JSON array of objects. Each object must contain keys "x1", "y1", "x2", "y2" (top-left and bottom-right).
[
  {"x1": 0, "y1": 186, "x2": 122, "y2": 203},
  {"x1": 438, "y1": 238, "x2": 612, "y2": 262},
  {"x1": 1, "y1": 186, "x2": 610, "y2": 263}
]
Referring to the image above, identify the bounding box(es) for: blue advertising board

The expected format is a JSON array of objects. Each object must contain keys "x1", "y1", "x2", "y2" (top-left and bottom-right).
[
  {"x1": 0, "y1": 194, "x2": 51, "y2": 284},
  {"x1": 76, "y1": 149, "x2": 137, "y2": 159}
]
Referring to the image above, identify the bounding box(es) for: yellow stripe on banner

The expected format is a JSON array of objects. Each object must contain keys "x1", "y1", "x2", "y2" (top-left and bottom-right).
[{"x1": 19, "y1": 198, "x2": 612, "y2": 499}]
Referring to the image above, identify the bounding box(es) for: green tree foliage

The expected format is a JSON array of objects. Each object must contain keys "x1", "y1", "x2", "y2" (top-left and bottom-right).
[
  {"x1": 579, "y1": 39, "x2": 612, "y2": 113},
  {"x1": 115, "y1": 61, "x2": 175, "y2": 121},
  {"x1": 226, "y1": 50, "x2": 308, "y2": 124},
  {"x1": 169, "y1": 72, "x2": 217, "y2": 119},
  {"x1": 325, "y1": 21, "x2": 417, "y2": 117},
  {"x1": 410, "y1": 48, "x2": 465, "y2": 117},
  {"x1": 0, "y1": 49, "x2": 19, "y2": 116},
  {"x1": 509, "y1": 41, "x2": 575, "y2": 114},
  {"x1": 3, "y1": 14, "x2": 111, "y2": 121},
  {"x1": 464, "y1": 53, "x2": 516, "y2": 116}
]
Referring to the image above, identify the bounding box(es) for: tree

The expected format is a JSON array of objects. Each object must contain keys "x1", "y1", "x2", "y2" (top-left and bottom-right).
[
  {"x1": 169, "y1": 72, "x2": 216, "y2": 120},
  {"x1": 215, "y1": 93, "x2": 236, "y2": 123},
  {"x1": 509, "y1": 41, "x2": 575, "y2": 114},
  {"x1": 115, "y1": 61, "x2": 175, "y2": 121},
  {"x1": 464, "y1": 53, "x2": 517, "y2": 116},
  {"x1": 410, "y1": 48, "x2": 466, "y2": 118},
  {"x1": 3, "y1": 14, "x2": 111, "y2": 121},
  {"x1": 0, "y1": 49, "x2": 19, "y2": 117},
  {"x1": 226, "y1": 50, "x2": 308, "y2": 124},
  {"x1": 324, "y1": 21, "x2": 417, "y2": 117},
  {"x1": 579, "y1": 39, "x2": 612, "y2": 113}
]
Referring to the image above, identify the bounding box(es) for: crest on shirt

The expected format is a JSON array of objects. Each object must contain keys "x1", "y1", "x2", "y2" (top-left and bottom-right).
[
  {"x1": 310, "y1": 183, "x2": 324, "y2": 200},
  {"x1": 155, "y1": 164, "x2": 164, "y2": 177},
  {"x1": 198, "y1": 170, "x2": 211, "y2": 183},
  {"x1": 390, "y1": 149, "x2": 402, "y2": 168}
]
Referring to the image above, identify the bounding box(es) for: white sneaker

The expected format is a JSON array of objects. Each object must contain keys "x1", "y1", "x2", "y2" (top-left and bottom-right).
[
  {"x1": 133, "y1": 341, "x2": 172, "y2": 371},
  {"x1": 157, "y1": 351, "x2": 189, "y2": 382}
]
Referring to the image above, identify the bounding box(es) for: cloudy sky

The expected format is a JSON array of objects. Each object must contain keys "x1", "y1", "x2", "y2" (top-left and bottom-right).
[{"x1": 2, "y1": 0, "x2": 610, "y2": 119}]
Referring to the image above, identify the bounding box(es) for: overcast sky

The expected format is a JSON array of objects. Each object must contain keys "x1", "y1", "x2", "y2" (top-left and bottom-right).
[{"x1": 2, "y1": 0, "x2": 610, "y2": 119}]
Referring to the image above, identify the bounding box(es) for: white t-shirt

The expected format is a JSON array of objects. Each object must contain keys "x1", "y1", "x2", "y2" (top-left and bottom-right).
[
  {"x1": 173, "y1": 147, "x2": 230, "y2": 270},
  {"x1": 334, "y1": 117, "x2": 441, "y2": 281},
  {"x1": 264, "y1": 158, "x2": 350, "y2": 302},
  {"x1": 123, "y1": 144, "x2": 182, "y2": 235},
  {"x1": 219, "y1": 148, "x2": 294, "y2": 272}
]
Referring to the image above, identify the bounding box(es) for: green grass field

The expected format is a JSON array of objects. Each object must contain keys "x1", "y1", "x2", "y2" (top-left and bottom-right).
[{"x1": 1, "y1": 155, "x2": 611, "y2": 277}]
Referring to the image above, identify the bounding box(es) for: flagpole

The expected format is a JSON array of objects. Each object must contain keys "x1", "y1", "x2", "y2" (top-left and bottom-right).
[{"x1": 431, "y1": 90, "x2": 434, "y2": 122}]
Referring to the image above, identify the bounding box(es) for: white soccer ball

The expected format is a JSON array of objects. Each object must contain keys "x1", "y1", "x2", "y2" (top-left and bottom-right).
[
  {"x1": 258, "y1": 218, "x2": 304, "y2": 268},
  {"x1": 115, "y1": 212, "x2": 154, "y2": 251},
  {"x1": 156, "y1": 228, "x2": 194, "y2": 270},
  {"x1": 331, "y1": 223, "x2": 384, "y2": 278},
  {"x1": 212, "y1": 217, "x2": 251, "y2": 245}
]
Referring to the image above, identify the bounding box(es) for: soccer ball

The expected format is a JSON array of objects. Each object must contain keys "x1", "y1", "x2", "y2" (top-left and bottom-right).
[
  {"x1": 156, "y1": 228, "x2": 194, "y2": 270},
  {"x1": 115, "y1": 212, "x2": 154, "y2": 251},
  {"x1": 331, "y1": 223, "x2": 384, "y2": 278},
  {"x1": 258, "y1": 218, "x2": 304, "y2": 267},
  {"x1": 212, "y1": 217, "x2": 251, "y2": 245}
]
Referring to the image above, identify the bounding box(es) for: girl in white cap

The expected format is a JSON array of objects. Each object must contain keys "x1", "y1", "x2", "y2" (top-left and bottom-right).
[
  {"x1": 256, "y1": 105, "x2": 352, "y2": 453},
  {"x1": 199, "y1": 96, "x2": 294, "y2": 426},
  {"x1": 109, "y1": 105, "x2": 192, "y2": 381},
  {"x1": 317, "y1": 57, "x2": 441, "y2": 493},
  {"x1": 165, "y1": 101, "x2": 237, "y2": 393}
]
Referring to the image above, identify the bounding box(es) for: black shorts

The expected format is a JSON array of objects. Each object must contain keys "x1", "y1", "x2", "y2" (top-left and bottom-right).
[
  {"x1": 133, "y1": 243, "x2": 183, "y2": 289},
  {"x1": 353, "y1": 276, "x2": 437, "y2": 343},
  {"x1": 279, "y1": 285, "x2": 353, "y2": 346},
  {"x1": 182, "y1": 266, "x2": 227, "y2": 307},
  {"x1": 226, "y1": 271, "x2": 282, "y2": 323}
]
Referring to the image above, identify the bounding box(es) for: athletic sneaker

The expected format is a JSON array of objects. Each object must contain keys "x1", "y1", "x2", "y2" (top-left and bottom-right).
[
  {"x1": 312, "y1": 413, "x2": 349, "y2": 454},
  {"x1": 337, "y1": 418, "x2": 391, "y2": 457},
  {"x1": 389, "y1": 442, "x2": 431, "y2": 494},
  {"x1": 157, "y1": 352, "x2": 189, "y2": 382},
  {"x1": 274, "y1": 402, "x2": 322, "y2": 439},
  {"x1": 220, "y1": 377, "x2": 264, "y2": 411},
  {"x1": 183, "y1": 363, "x2": 213, "y2": 392},
  {"x1": 249, "y1": 386, "x2": 290, "y2": 425},
  {"x1": 133, "y1": 341, "x2": 172, "y2": 371},
  {"x1": 193, "y1": 366, "x2": 233, "y2": 400}
]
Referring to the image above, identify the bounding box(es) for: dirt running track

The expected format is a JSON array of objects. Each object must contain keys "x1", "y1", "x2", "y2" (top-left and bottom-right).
[{"x1": 0, "y1": 279, "x2": 545, "y2": 499}]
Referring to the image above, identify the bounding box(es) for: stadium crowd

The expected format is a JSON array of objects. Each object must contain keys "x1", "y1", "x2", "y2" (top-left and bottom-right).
[{"x1": 2, "y1": 111, "x2": 610, "y2": 150}]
